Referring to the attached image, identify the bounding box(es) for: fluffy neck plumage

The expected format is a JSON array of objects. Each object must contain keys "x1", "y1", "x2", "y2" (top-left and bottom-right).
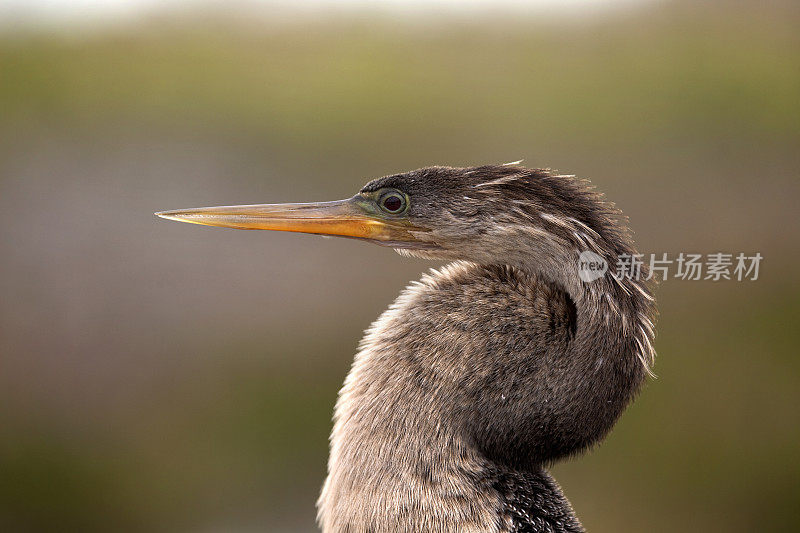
[{"x1": 317, "y1": 216, "x2": 655, "y2": 532}]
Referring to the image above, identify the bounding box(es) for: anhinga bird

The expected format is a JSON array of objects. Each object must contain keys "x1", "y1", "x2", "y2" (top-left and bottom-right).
[{"x1": 157, "y1": 165, "x2": 656, "y2": 533}]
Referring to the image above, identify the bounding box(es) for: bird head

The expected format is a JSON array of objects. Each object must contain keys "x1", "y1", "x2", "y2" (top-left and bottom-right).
[{"x1": 157, "y1": 165, "x2": 624, "y2": 265}]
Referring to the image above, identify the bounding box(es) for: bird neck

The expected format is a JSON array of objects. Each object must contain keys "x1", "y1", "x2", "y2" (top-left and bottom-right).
[{"x1": 318, "y1": 240, "x2": 654, "y2": 532}]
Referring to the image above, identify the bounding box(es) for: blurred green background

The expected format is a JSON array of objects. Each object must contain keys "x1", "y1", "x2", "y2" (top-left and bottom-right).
[{"x1": 1, "y1": 0, "x2": 798, "y2": 531}]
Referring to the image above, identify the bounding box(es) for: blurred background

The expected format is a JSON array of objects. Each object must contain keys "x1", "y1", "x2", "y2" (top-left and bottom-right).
[{"x1": 0, "y1": 0, "x2": 798, "y2": 531}]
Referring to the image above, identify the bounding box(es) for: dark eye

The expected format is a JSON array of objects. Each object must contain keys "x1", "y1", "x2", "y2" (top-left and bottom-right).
[{"x1": 380, "y1": 192, "x2": 405, "y2": 213}]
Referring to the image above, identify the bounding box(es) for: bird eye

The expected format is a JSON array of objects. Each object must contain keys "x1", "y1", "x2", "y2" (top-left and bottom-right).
[{"x1": 379, "y1": 192, "x2": 406, "y2": 214}]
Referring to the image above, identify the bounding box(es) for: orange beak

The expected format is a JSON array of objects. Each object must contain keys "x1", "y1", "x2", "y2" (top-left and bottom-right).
[{"x1": 155, "y1": 197, "x2": 424, "y2": 244}]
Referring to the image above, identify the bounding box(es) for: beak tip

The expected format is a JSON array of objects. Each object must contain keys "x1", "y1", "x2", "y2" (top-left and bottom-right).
[{"x1": 155, "y1": 211, "x2": 185, "y2": 223}]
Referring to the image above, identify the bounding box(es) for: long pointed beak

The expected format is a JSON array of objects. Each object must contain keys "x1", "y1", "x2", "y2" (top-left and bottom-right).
[{"x1": 155, "y1": 197, "x2": 424, "y2": 244}]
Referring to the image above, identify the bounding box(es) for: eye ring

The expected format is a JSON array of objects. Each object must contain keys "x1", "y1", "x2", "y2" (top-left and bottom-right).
[{"x1": 379, "y1": 191, "x2": 407, "y2": 214}]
